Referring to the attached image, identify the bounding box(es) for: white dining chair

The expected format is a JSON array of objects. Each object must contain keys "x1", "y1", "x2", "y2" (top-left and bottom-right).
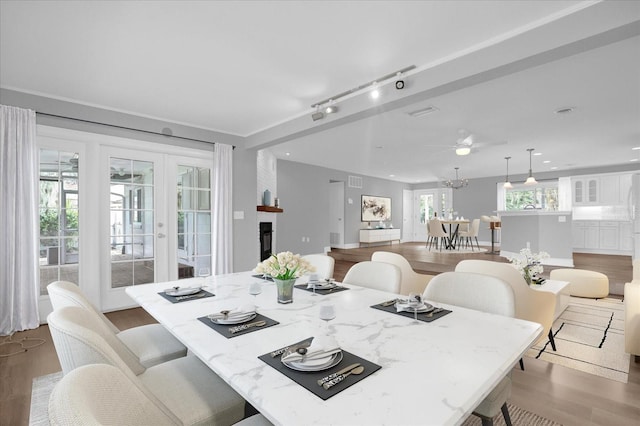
[
  {"x1": 47, "y1": 306, "x2": 247, "y2": 426},
  {"x1": 371, "y1": 251, "x2": 433, "y2": 295},
  {"x1": 47, "y1": 280, "x2": 187, "y2": 368},
  {"x1": 48, "y1": 363, "x2": 272, "y2": 426},
  {"x1": 301, "y1": 253, "x2": 335, "y2": 280},
  {"x1": 427, "y1": 218, "x2": 449, "y2": 251},
  {"x1": 423, "y1": 271, "x2": 516, "y2": 426},
  {"x1": 455, "y1": 259, "x2": 557, "y2": 368},
  {"x1": 342, "y1": 261, "x2": 401, "y2": 293},
  {"x1": 458, "y1": 218, "x2": 480, "y2": 250}
]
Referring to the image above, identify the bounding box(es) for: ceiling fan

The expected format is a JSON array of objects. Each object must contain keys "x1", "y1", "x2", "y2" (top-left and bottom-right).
[{"x1": 452, "y1": 129, "x2": 507, "y2": 156}]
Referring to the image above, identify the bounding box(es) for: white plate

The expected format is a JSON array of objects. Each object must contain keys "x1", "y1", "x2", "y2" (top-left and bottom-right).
[
  {"x1": 398, "y1": 302, "x2": 434, "y2": 313},
  {"x1": 209, "y1": 312, "x2": 256, "y2": 325},
  {"x1": 165, "y1": 287, "x2": 202, "y2": 296},
  {"x1": 283, "y1": 351, "x2": 343, "y2": 372},
  {"x1": 308, "y1": 282, "x2": 337, "y2": 290}
]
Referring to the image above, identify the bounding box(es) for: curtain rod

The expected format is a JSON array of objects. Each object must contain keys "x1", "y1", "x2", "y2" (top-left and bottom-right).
[{"x1": 36, "y1": 111, "x2": 224, "y2": 147}]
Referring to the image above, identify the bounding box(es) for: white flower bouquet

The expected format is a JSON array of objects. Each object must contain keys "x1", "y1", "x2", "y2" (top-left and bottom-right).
[
  {"x1": 255, "y1": 251, "x2": 315, "y2": 280},
  {"x1": 508, "y1": 248, "x2": 549, "y2": 284}
]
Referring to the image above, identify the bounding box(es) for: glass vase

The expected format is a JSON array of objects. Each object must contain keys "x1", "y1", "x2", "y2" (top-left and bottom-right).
[
  {"x1": 523, "y1": 268, "x2": 532, "y2": 285},
  {"x1": 274, "y1": 278, "x2": 296, "y2": 304}
]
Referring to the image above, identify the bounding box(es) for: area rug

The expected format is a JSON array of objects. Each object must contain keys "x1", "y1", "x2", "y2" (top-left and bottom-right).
[
  {"x1": 460, "y1": 402, "x2": 562, "y2": 426},
  {"x1": 30, "y1": 372, "x2": 559, "y2": 425},
  {"x1": 526, "y1": 297, "x2": 628, "y2": 383},
  {"x1": 29, "y1": 371, "x2": 61, "y2": 426}
]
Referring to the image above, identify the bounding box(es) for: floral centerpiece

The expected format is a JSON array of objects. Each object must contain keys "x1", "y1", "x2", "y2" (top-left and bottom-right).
[
  {"x1": 255, "y1": 251, "x2": 315, "y2": 303},
  {"x1": 508, "y1": 248, "x2": 549, "y2": 285}
]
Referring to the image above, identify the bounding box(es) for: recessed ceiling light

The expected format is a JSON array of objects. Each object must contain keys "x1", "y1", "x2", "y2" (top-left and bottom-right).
[
  {"x1": 285, "y1": 152, "x2": 290, "y2": 156},
  {"x1": 554, "y1": 107, "x2": 575, "y2": 114},
  {"x1": 370, "y1": 88, "x2": 380, "y2": 99},
  {"x1": 389, "y1": 174, "x2": 395, "y2": 177},
  {"x1": 533, "y1": 152, "x2": 542, "y2": 156},
  {"x1": 543, "y1": 160, "x2": 551, "y2": 164},
  {"x1": 550, "y1": 166, "x2": 558, "y2": 170},
  {"x1": 632, "y1": 146, "x2": 640, "y2": 150},
  {"x1": 631, "y1": 159, "x2": 639, "y2": 162}
]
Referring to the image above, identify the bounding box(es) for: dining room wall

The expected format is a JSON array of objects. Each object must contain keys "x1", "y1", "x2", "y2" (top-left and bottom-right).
[{"x1": 276, "y1": 159, "x2": 409, "y2": 255}]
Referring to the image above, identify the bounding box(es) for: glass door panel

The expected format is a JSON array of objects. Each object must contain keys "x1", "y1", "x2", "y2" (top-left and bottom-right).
[
  {"x1": 109, "y1": 158, "x2": 155, "y2": 288},
  {"x1": 176, "y1": 165, "x2": 211, "y2": 279},
  {"x1": 39, "y1": 149, "x2": 80, "y2": 294}
]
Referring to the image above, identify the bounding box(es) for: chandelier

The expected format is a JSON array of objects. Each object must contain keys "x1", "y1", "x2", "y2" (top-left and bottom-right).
[{"x1": 443, "y1": 167, "x2": 469, "y2": 189}]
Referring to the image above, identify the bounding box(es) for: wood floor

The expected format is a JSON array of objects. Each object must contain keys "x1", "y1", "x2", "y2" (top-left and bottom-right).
[{"x1": 1, "y1": 246, "x2": 638, "y2": 425}]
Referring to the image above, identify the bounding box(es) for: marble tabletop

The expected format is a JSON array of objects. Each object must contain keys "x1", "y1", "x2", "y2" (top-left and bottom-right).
[{"x1": 126, "y1": 271, "x2": 542, "y2": 426}]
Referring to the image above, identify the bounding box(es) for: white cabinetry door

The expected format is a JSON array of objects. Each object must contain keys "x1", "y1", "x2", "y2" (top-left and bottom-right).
[
  {"x1": 584, "y1": 222, "x2": 600, "y2": 249},
  {"x1": 599, "y1": 175, "x2": 619, "y2": 205},
  {"x1": 573, "y1": 180, "x2": 584, "y2": 204},
  {"x1": 587, "y1": 178, "x2": 598, "y2": 203},
  {"x1": 572, "y1": 223, "x2": 585, "y2": 248},
  {"x1": 599, "y1": 222, "x2": 619, "y2": 250},
  {"x1": 619, "y1": 222, "x2": 633, "y2": 251},
  {"x1": 619, "y1": 174, "x2": 632, "y2": 205}
]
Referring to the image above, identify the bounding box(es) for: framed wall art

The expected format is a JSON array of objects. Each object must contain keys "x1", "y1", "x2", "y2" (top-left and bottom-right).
[{"x1": 361, "y1": 195, "x2": 391, "y2": 222}]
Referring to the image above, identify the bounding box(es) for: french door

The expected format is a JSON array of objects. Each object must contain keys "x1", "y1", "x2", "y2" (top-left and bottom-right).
[{"x1": 101, "y1": 147, "x2": 213, "y2": 311}]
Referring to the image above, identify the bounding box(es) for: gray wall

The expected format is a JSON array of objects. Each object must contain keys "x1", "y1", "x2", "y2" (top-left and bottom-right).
[
  {"x1": 277, "y1": 160, "x2": 409, "y2": 254},
  {"x1": 232, "y1": 147, "x2": 259, "y2": 271}
]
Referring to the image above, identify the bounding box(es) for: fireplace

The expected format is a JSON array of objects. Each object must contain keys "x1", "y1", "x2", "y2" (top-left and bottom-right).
[{"x1": 259, "y1": 222, "x2": 273, "y2": 261}]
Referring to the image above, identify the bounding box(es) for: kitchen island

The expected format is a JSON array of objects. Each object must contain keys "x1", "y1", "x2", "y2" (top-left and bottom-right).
[{"x1": 499, "y1": 210, "x2": 574, "y2": 267}]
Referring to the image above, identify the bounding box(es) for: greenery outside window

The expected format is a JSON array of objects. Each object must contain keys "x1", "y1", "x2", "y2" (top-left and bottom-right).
[{"x1": 503, "y1": 181, "x2": 559, "y2": 211}]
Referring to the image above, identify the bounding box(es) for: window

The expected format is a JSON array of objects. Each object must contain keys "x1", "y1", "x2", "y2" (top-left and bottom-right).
[{"x1": 503, "y1": 181, "x2": 559, "y2": 211}]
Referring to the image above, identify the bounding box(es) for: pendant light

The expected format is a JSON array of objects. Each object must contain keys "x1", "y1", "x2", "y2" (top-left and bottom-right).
[
  {"x1": 503, "y1": 156, "x2": 513, "y2": 189},
  {"x1": 524, "y1": 148, "x2": 538, "y2": 185}
]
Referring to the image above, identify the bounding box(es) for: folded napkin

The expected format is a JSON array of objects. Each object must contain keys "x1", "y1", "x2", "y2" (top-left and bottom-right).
[
  {"x1": 207, "y1": 304, "x2": 256, "y2": 320},
  {"x1": 281, "y1": 335, "x2": 341, "y2": 363},
  {"x1": 306, "y1": 281, "x2": 335, "y2": 290}
]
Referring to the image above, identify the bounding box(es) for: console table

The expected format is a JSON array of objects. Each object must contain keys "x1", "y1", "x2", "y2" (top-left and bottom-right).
[{"x1": 359, "y1": 228, "x2": 401, "y2": 247}]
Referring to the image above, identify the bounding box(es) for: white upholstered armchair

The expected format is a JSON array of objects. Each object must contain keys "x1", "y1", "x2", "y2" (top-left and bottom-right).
[{"x1": 371, "y1": 251, "x2": 433, "y2": 295}]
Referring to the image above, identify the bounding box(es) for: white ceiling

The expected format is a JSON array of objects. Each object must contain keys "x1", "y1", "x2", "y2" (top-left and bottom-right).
[{"x1": 1, "y1": 1, "x2": 639, "y2": 183}]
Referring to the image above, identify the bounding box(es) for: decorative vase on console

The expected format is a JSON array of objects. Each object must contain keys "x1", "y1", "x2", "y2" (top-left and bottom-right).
[{"x1": 254, "y1": 251, "x2": 315, "y2": 304}]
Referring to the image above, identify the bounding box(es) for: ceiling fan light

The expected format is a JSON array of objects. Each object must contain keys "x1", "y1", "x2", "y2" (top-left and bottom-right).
[{"x1": 455, "y1": 146, "x2": 471, "y2": 156}]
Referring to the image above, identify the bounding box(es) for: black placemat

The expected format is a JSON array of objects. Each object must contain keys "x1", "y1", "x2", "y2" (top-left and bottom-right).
[
  {"x1": 294, "y1": 284, "x2": 349, "y2": 295},
  {"x1": 259, "y1": 337, "x2": 381, "y2": 400},
  {"x1": 197, "y1": 313, "x2": 279, "y2": 338},
  {"x1": 158, "y1": 289, "x2": 215, "y2": 303},
  {"x1": 252, "y1": 274, "x2": 274, "y2": 281},
  {"x1": 370, "y1": 301, "x2": 452, "y2": 323}
]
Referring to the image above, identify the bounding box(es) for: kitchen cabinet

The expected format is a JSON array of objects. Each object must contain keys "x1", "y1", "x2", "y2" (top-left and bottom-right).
[
  {"x1": 619, "y1": 222, "x2": 634, "y2": 251},
  {"x1": 573, "y1": 220, "x2": 632, "y2": 253},
  {"x1": 573, "y1": 178, "x2": 598, "y2": 205},
  {"x1": 599, "y1": 221, "x2": 619, "y2": 250},
  {"x1": 573, "y1": 221, "x2": 599, "y2": 249}
]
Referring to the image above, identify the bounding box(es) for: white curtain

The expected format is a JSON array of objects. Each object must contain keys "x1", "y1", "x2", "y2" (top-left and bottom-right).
[
  {"x1": 0, "y1": 105, "x2": 40, "y2": 335},
  {"x1": 212, "y1": 143, "x2": 233, "y2": 274}
]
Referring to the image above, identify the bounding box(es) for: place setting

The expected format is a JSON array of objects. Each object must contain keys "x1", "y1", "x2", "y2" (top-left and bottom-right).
[
  {"x1": 197, "y1": 303, "x2": 279, "y2": 338},
  {"x1": 371, "y1": 293, "x2": 451, "y2": 323},
  {"x1": 259, "y1": 334, "x2": 381, "y2": 400},
  {"x1": 295, "y1": 275, "x2": 349, "y2": 296},
  {"x1": 158, "y1": 285, "x2": 215, "y2": 303}
]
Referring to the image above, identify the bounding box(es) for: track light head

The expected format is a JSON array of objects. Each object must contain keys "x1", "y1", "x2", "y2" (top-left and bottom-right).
[
  {"x1": 311, "y1": 111, "x2": 325, "y2": 121},
  {"x1": 395, "y1": 80, "x2": 405, "y2": 90}
]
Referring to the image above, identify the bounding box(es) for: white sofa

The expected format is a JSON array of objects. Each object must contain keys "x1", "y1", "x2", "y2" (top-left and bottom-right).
[{"x1": 625, "y1": 260, "x2": 640, "y2": 360}]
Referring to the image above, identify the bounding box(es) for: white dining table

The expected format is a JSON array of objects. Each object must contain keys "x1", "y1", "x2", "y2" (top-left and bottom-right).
[{"x1": 126, "y1": 271, "x2": 542, "y2": 426}]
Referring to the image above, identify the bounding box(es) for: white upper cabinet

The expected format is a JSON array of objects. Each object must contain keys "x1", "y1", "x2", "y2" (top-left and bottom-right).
[{"x1": 572, "y1": 173, "x2": 631, "y2": 206}]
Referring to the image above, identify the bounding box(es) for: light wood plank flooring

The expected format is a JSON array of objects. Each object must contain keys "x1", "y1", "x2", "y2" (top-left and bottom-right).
[{"x1": 1, "y1": 248, "x2": 638, "y2": 425}]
